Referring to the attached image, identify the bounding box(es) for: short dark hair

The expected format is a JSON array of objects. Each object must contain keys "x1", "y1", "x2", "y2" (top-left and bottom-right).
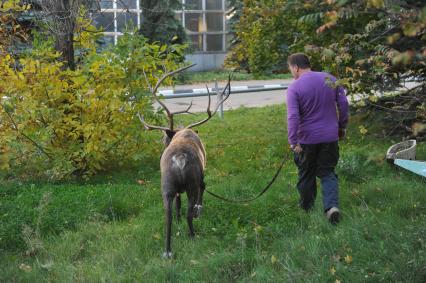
[{"x1": 287, "y1": 53, "x2": 311, "y2": 69}]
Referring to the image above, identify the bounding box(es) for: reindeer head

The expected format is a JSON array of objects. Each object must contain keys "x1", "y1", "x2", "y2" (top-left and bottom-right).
[{"x1": 161, "y1": 130, "x2": 176, "y2": 147}]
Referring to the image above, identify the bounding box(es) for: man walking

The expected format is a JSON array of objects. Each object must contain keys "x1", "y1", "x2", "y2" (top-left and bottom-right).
[{"x1": 286, "y1": 53, "x2": 349, "y2": 224}]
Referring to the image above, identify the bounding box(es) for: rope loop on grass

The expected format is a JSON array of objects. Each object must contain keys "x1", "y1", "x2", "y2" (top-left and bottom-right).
[{"x1": 205, "y1": 155, "x2": 287, "y2": 203}]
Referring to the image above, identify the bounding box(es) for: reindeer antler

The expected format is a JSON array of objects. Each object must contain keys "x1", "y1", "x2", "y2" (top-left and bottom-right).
[
  {"x1": 137, "y1": 112, "x2": 170, "y2": 131},
  {"x1": 139, "y1": 68, "x2": 232, "y2": 132},
  {"x1": 140, "y1": 64, "x2": 196, "y2": 131},
  {"x1": 186, "y1": 75, "x2": 232, "y2": 129}
]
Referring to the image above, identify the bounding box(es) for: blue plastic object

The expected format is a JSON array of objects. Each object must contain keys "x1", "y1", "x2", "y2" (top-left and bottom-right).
[{"x1": 394, "y1": 159, "x2": 426, "y2": 177}]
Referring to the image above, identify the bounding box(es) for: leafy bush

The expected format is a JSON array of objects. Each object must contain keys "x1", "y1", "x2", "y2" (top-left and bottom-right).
[
  {"x1": 227, "y1": 0, "x2": 426, "y2": 136},
  {"x1": 0, "y1": 0, "x2": 30, "y2": 56},
  {"x1": 225, "y1": 0, "x2": 320, "y2": 74},
  {"x1": 0, "y1": 5, "x2": 186, "y2": 180}
]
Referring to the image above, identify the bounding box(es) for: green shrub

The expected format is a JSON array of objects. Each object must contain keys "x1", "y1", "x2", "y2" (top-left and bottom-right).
[{"x1": 0, "y1": 23, "x2": 185, "y2": 180}]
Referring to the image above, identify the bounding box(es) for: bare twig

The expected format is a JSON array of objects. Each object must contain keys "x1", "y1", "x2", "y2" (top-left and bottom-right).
[
  {"x1": 0, "y1": 103, "x2": 52, "y2": 160},
  {"x1": 366, "y1": 100, "x2": 416, "y2": 113}
]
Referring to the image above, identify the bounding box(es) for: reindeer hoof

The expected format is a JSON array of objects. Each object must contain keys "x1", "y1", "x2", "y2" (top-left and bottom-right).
[{"x1": 162, "y1": 251, "x2": 173, "y2": 259}]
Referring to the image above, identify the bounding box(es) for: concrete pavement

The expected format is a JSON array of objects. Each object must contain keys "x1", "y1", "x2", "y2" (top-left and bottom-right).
[
  {"x1": 156, "y1": 79, "x2": 293, "y2": 113},
  {"x1": 154, "y1": 78, "x2": 419, "y2": 113}
]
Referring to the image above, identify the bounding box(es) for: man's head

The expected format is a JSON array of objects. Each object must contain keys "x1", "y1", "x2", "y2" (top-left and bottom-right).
[{"x1": 287, "y1": 53, "x2": 311, "y2": 79}]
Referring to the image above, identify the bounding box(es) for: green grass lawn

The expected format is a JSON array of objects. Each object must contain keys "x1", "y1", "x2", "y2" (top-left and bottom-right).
[{"x1": 1, "y1": 105, "x2": 425, "y2": 282}]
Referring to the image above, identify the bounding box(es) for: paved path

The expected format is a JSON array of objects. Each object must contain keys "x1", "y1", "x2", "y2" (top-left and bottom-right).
[
  {"x1": 155, "y1": 78, "x2": 420, "y2": 114},
  {"x1": 157, "y1": 79, "x2": 292, "y2": 113}
]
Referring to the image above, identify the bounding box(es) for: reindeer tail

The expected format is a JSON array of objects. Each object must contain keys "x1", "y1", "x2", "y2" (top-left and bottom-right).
[{"x1": 171, "y1": 153, "x2": 187, "y2": 170}]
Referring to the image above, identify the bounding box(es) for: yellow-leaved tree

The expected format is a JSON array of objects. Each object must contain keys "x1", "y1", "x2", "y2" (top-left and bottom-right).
[{"x1": 0, "y1": 1, "x2": 186, "y2": 179}]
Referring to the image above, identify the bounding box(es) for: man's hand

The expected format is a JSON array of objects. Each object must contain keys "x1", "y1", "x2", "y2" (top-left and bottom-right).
[
  {"x1": 338, "y1": 128, "x2": 346, "y2": 140},
  {"x1": 291, "y1": 144, "x2": 303, "y2": 153}
]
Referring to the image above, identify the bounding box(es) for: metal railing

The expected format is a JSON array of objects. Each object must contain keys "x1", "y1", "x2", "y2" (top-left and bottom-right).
[
  {"x1": 158, "y1": 81, "x2": 288, "y2": 119},
  {"x1": 159, "y1": 82, "x2": 288, "y2": 99}
]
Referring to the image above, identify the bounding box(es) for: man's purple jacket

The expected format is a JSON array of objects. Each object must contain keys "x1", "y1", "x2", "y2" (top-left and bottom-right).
[{"x1": 286, "y1": 71, "x2": 349, "y2": 146}]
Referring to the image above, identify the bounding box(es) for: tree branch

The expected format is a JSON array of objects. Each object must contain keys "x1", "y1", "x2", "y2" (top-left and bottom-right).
[{"x1": 0, "y1": 104, "x2": 52, "y2": 160}]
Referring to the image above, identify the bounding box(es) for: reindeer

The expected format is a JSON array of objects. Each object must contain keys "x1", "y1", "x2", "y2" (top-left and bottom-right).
[{"x1": 138, "y1": 65, "x2": 231, "y2": 258}]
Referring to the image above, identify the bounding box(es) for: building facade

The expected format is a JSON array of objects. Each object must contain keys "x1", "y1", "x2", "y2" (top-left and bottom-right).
[{"x1": 92, "y1": 0, "x2": 231, "y2": 71}]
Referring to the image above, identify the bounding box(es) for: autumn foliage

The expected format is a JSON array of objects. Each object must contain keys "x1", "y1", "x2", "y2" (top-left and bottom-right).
[
  {"x1": 226, "y1": 0, "x2": 425, "y2": 137},
  {"x1": 0, "y1": 1, "x2": 186, "y2": 179}
]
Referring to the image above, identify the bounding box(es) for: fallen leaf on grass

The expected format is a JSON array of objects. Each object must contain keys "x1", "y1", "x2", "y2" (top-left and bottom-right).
[
  {"x1": 344, "y1": 255, "x2": 353, "y2": 264},
  {"x1": 153, "y1": 233, "x2": 161, "y2": 240},
  {"x1": 19, "y1": 263, "x2": 32, "y2": 272}
]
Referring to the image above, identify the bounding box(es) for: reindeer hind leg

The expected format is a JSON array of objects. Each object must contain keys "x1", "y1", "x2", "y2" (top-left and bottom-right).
[
  {"x1": 186, "y1": 192, "x2": 197, "y2": 238},
  {"x1": 162, "y1": 193, "x2": 174, "y2": 258},
  {"x1": 175, "y1": 193, "x2": 181, "y2": 222}
]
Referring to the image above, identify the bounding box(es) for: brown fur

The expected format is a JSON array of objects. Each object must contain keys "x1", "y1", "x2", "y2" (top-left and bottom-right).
[
  {"x1": 160, "y1": 129, "x2": 206, "y2": 258},
  {"x1": 137, "y1": 71, "x2": 231, "y2": 258}
]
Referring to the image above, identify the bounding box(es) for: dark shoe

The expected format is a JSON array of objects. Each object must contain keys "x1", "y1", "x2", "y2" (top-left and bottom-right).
[{"x1": 326, "y1": 207, "x2": 340, "y2": 225}]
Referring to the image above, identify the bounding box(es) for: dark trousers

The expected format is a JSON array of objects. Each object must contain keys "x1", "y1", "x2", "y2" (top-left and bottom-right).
[{"x1": 293, "y1": 142, "x2": 339, "y2": 212}]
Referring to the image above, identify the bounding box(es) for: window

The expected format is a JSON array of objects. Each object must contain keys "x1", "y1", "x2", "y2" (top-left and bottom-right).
[
  {"x1": 94, "y1": 0, "x2": 141, "y2": 44},
  {"x1": 189, "y1": 35, "x2": 203, "y2": 51},
  {"x1": 96, "y1": 0, "x2": 231, "y2": 52},
  {"x1": 185, "y1": 0, "x2": 202, "y2": 10},
  {"x1": 93, "y1": 12, "x2": 115, "y2": 32},
  {"x1": 206, "y1": 12, "x2": 223, "y2": 31},
  {"x1": 177, "y1": 0, "x2": 230, "y2": 53},
  {"x1": 117, "y1": 0, "x2": 137, "y2": 9},
  {"x1": 100, "y1": 0, "x2": 113, "y2": 9},
  {"x1": 185, "y1": 13, "x2": 203, "y2": 32},
  {"x1": 206, "y1": 0, "x2": 222, "y2": 10},
  {"x1": 117, "y1": 12, "x2": 138, "y2": 31},
  {"x1": 206, "y1": 34, "x2": 222, "y2": 51}
]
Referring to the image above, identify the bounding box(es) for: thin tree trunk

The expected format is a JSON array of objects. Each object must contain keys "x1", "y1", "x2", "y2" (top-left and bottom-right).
[
  {"x1": 42, "y1": 0, "x2": 78, "y2": 70},
  {"x1": 55, "y1": 29, "x2": 76, "y2": 70}
]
